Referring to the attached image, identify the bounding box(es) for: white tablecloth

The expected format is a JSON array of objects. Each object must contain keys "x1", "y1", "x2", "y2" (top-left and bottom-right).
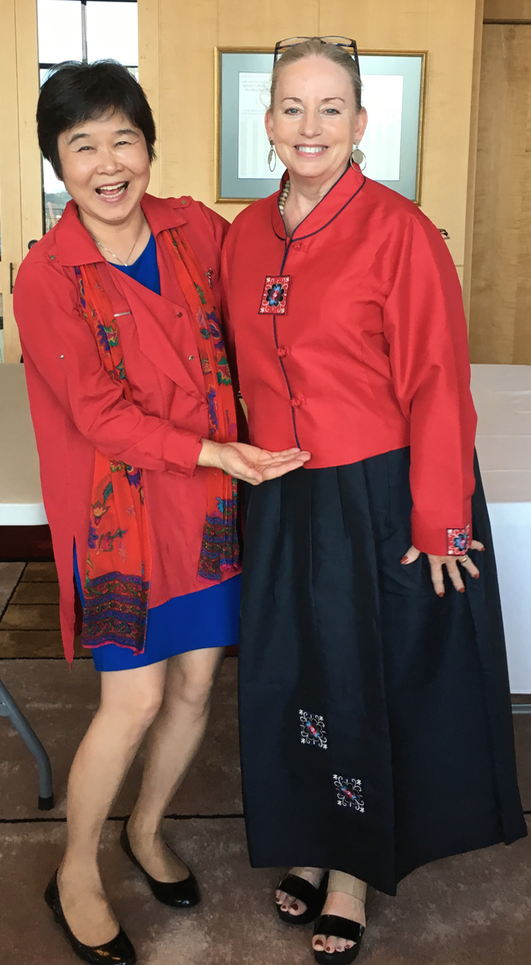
[
  {"x1": 0, "y1": 364, "x2": 46, "y2": 526},
  {"x1": 471, "y1": 364, "x2": 531, "y2": 694},
  {"x1": 1, "y1": 363, "x2": 530, "y2": 691}
]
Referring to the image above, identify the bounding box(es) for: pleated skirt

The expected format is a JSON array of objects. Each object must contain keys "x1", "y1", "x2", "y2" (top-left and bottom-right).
[{"x1": 238, "y1": 447, "x2": 526, "y2": 896}]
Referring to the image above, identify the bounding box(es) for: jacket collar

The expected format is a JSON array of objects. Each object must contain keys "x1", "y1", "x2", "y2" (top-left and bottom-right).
[
  {"x1": 270, "y1": 164, "x2": 367, "y2": 242},
  {"x1": 55, "y1": 193, "x2": 190, "y2": 267}
]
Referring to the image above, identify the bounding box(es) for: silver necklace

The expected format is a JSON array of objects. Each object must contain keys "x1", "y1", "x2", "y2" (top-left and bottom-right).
[{"x1": 92, "y1": 218, "x2": 146, "y2": 266}]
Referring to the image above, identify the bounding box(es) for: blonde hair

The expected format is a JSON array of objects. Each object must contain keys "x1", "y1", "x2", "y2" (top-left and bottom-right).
[{"x1": 270, "y1": 39, "x2": 363, "y2": 112}]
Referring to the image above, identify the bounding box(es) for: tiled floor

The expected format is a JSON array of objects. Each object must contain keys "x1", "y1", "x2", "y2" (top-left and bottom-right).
[
  {"x1": 0, "y1": 562, "x2": 87, "y2": 658},
  {"x1": 0, "y1": 561, "x2": 530, "y2": 964}
]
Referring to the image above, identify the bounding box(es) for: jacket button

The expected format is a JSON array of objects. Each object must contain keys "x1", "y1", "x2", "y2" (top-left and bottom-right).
[
  {"x1": 176, "y1": 311, "x2": 183, "y2": 317},
  {"x1": 291, "y1": 396, "x2": 304, "y2": 408},
  {"x1": 188, "y1": 355, "x2": 195, "y2": 361},
  {"x1": 277, "y1": 346, "x2": 290, "y2": 358}
]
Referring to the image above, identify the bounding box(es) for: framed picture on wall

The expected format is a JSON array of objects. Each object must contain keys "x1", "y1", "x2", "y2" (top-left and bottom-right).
[{"x1": 215, "y1": 47, "x2": 427, "y2": 204}]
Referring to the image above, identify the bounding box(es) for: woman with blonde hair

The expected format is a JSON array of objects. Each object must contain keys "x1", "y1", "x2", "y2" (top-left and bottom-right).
[{"x1": 223, "y1": 36, "x2": 526, "y2": 964}]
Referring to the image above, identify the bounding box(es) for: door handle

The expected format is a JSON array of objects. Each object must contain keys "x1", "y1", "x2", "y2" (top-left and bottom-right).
[
  {"x1": 28, "y1": 239, "x2": 38, "y2": 249},
  {"x1": 9, "y1": 263, "x2": 15, "y2": 294}
]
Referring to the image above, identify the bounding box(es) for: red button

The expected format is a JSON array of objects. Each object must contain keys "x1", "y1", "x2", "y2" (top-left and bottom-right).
[
  {"x1": 292, "y1": 242, "x2": 302, "y2": 251},
  {"x1": 291, "y1": 396, "x2": 304, "y2": 407},
  {"x1": 176, "y1": 312, "x2": 183, "y2": 317},
  {"x1": 277, "y1": 346, "x2": 290, "y2": 358}
]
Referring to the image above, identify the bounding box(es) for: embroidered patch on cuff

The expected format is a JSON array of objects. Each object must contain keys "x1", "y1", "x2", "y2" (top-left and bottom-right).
[
  {"x1": 333, "y1": 774, "x2": 365, "y2": 812},
  {"x1": 446, "y1": 523, "x2": 471, "y2": 555},
  {"x1": 299, "y1": 710, "x2": 328, "y2": 749},
  {"x1": 259, "y1": 275, "x2": 291, "y2": 315}
]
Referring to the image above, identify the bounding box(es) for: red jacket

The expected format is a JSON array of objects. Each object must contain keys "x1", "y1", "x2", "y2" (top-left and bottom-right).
[
  {"x1": 14, "y1": 194, "x2": 239, "y2": 662},
  {"x1": 222, "y1": 166, "x2": 477, "y2": 556}
]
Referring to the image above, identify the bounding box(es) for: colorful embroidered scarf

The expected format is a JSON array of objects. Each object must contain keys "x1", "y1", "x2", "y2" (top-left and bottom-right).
[
  {"x1": 75, "y1": 227, "x2": 239, "y2": 654},
  {"x1": 161, "y1": 228, "x2": 239, "y2": 579}
]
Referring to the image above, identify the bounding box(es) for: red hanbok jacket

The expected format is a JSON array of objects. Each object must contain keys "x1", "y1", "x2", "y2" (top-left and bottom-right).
[
  {"x1": 14, "y1": 194, "x2": 237, "y2": 662},
  {"x1": 222, "y1": 165, "x2": 477, "y2": 557}
]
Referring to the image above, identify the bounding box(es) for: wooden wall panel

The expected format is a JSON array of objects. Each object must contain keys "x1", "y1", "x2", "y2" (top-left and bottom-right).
[
  {"x1": 484, "y1": 0, "x2": 531, "y2": 18},
  {"x1": 15, "y1": 0, "x2": 41, "y2": 271},
  {"x1": 469, "y1": 25, "x2": 531, "y2": 363},
  {"x1": 462, "y1": 0, "x2": 485, "y2": 319},
  {"x1": 218, "y1": 0, "x2": 319, "y2": 48},
  {"x1": 0, "y1": 0, "x2": 23, "y2": 363},
  {"x1": 138, "y1": 0, "x2": 161, "y2": 197},
  {"x1": 320, "y1": 1, "x2": 429, "y2": 49},
  {"x1": 157, "y1": 0, "x2": 219, "y2": 204}
]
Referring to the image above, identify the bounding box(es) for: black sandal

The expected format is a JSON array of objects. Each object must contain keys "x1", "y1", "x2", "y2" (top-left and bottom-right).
[
  {"x1": 276, "y1": 871, "x2": 328, "y2": 925},
  {"x1": 312, "y1": 914, "x2": 365, "y2": 964}
]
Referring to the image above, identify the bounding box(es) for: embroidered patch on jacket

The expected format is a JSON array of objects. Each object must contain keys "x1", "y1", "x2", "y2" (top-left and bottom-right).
[
  {"x1": 299, "y1": 710, "x2": 328, "y2": 749},
  {"x1": 333, "y1": 774, "x2": 365, "y2": 812},
  {"x1": 446, "y1": 523, "x2": 471, "y2": 556},
  {"x1": 259, "y1": 275, "x2": 290, "y2": 315}
]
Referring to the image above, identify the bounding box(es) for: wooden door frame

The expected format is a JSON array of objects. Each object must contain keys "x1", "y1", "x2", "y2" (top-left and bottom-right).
[{"x1": 0, "y1": 0, "x2": 42, "y2": 363}]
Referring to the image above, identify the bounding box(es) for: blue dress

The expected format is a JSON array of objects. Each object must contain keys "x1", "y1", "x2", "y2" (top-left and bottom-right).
[{"x1": 75, "y1": 235, "x2": 241, "y2": 671}]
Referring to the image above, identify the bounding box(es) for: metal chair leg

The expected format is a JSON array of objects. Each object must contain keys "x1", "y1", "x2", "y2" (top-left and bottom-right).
[{"x1": 0, "y1": 678, "x2": 54, "y2": 809}]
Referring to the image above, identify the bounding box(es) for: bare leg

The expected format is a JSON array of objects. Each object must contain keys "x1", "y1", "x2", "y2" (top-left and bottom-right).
[
  {"x1": 58, "y1": 661, "x2": 167, "y2": 946},
  {"x1": 126, "y1": 646, "x2": 224, "y2": 881}
]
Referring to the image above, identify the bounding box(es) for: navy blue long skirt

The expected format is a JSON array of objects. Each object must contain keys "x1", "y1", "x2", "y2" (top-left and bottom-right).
[{"x1": 238, "y1": 447, "x2": 526, "y2": 896}]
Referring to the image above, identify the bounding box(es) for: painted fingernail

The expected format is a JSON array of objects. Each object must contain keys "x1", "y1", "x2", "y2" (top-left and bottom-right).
[
  {"x1": 459, "y1": 587, "x2": 465, "y2": 593},
  {"x1": 438, "y1": 591, "x2": 444, "y2": 597},
  {"x1": 400, "y1": 556, "x2": 409, "y2": 564},
  {"x1": 473, "y1": 573, "x2": 479, "y2": 579}
]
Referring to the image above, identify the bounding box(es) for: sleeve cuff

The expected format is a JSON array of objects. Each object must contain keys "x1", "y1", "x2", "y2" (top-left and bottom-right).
[
  {"x1": 411, "y1": 513, "x2": 472, "y2": 557},
  {"x1": 164, "y1": 431, "x2": 203, "y2": 476}
]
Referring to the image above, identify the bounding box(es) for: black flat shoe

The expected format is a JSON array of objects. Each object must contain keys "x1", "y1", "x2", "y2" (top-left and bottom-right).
[
  {"x1": 44, "y1": 871, "x2": 136, "y2": 965},
  {"x1": 312, "y1": 914, "x2": 365, "y2": 964},
  {"x1": 120, "y1": 819, "x2": 200, "y2": 908},
  {"x1": 276, "y1": 871, "x2": 329, "y2": 925}
]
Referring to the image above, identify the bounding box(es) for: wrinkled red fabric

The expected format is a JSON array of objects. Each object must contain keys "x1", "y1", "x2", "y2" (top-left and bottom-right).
[
  {"x1": 222, "y1": 166, "x2": 476, "y2": 557},
  {"x1": 14, "y1": 194, "x2": 238, "y2": 662}
]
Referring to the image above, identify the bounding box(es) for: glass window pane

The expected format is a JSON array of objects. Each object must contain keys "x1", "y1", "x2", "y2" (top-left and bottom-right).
[
  {"x1": 42, "y1": 159, "x2": 71, "y2": 233},
  {"x1": 86, "y1": 2, "x2": 138, "y2": 65},
  {"x1": 37, "y1": 0, "x2": 82, "y2": 64}
]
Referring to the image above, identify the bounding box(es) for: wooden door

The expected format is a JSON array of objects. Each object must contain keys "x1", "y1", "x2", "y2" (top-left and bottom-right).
[{"x1": 469, "y1": 23, "x2": 531, "y2": 363}]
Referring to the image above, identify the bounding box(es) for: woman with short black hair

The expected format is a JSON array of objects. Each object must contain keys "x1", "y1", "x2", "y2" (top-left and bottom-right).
[{"x1": 15, "y1": 60, "x2": 307, "y2": 965}]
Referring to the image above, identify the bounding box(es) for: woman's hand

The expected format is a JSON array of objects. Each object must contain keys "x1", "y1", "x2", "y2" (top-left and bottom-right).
[
  {"x1": 197, "y1": 439, "x2": 311, "y2": 485},
  {"x1": 400, "y1": 540, "x2": 485, "y2": 596}
]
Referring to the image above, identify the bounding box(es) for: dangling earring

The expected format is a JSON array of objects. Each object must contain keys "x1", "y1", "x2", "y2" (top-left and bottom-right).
[
  {"x1": 268, "y1": 140, "x2": 277, "y2": 172},
  {"x1": 351, "y1": 142, "x2": 366, "y2": 170}
]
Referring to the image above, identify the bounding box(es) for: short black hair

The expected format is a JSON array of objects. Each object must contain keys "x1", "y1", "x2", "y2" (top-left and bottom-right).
[{"x1": 37, "y1": 60, "x2": 156, "y2": 179}]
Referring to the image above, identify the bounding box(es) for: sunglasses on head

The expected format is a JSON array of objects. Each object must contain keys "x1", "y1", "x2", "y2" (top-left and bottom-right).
[{"x1": 273, "y1": 35, "x2": 360, "y2": 75}]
